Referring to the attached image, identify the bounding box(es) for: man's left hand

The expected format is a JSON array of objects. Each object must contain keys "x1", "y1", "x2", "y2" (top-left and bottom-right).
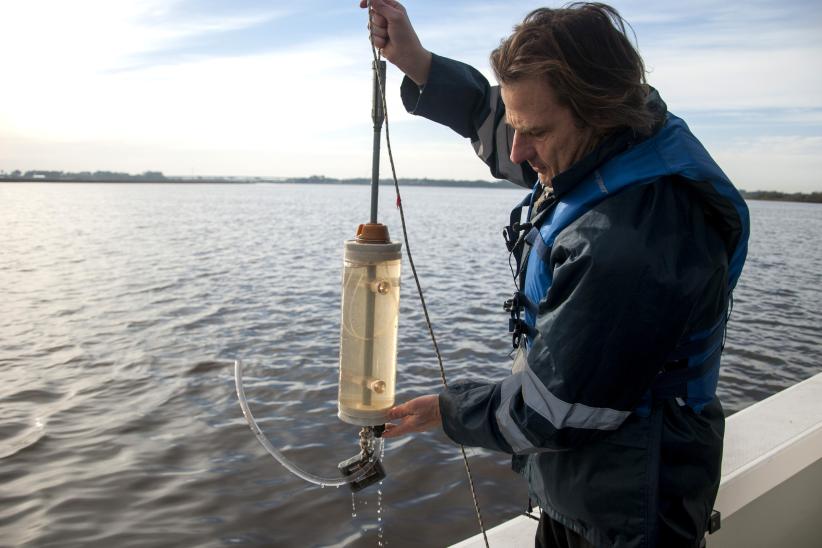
[{"x1": 383, "y1": 394, "x2": 441, "y2": 438}]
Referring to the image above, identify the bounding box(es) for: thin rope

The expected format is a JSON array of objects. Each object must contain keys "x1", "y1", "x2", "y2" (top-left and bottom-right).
[{"x1": 366, "y1": 6, "x2": 490, "y2": 547}]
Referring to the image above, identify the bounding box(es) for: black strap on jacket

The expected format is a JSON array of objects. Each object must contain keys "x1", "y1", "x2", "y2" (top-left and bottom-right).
[
  {"x1": 503, "y1": 188, "x2": 557, "y2": 348},
  {"x1": 650, "y1": 313, "x2": 727, "y2": 400},
  {"x1": 504, "y1": 291, "x2": 539, "y2": 349},
  {"x1": 503, "y1": 193, "x2": 533, "y2": 274}
]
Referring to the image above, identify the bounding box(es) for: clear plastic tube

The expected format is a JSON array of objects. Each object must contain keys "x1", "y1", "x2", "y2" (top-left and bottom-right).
[{"x1": 234, "y1": 359, "x2": 383, "y2": 487}]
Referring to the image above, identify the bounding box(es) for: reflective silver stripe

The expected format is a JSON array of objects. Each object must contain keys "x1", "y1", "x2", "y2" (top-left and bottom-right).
[
  {"x1": 511, "y1": 345, "x2": 528, "y2": 374},
  {"x1": 495, "y1": 372, "x2": 539, "y2": 453},
  {"x1": 522, "y1": 366, "x2": 629, "y2": 430},
  {"x1": 495, "y1": 363, "x2": 631, "y2": 453},
  {"x1": 473, "y1": 106, "x2": 496, "y2": 160},
  {"x1": 595, "y1": 170, "x2": 608, "y2": 194}
]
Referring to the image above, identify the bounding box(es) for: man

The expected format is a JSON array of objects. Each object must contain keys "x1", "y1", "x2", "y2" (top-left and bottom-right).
[{"x1": 360, "y1": 1, "x2": 750, "y2": 547}]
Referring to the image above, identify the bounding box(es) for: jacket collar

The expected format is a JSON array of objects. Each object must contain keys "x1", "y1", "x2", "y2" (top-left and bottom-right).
[{"x1": 549, "y1": 88, "x2": 668, "y2": 200}]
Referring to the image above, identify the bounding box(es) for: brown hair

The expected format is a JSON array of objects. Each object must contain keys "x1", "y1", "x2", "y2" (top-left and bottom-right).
[{"x1": 491, "y1": 3, "x2": 655, "y2": 136}]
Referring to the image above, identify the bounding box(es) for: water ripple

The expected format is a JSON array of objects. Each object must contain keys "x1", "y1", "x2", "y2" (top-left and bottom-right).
[{"x1": 0, "y1": 184, "x2": 819, "y2": 546}]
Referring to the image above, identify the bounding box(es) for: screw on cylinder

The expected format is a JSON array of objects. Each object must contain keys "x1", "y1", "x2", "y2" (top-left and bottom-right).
[{"x1": 370, "y1": 279, "x2": 391, "y2": 294}]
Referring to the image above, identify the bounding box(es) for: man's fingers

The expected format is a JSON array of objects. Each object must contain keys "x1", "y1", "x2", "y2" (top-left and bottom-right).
[
  {"x1": 383, "y1": 416, "x2": 419, "y2": 438},
  {"x1": 369, "y1": 22, "x2": 389, "y2": 39},
  {"x1": 369, "y1": 12, "x2": 388, "y2": 28},
  {"x1": 382, "y1": 422, "x2": 403, "y2": 438},
  {"x1": 387, "y1": 402, "x2": 411, "y2": 420},
  {"x1": 383, "y1": 396, "x2": 440, "y2": 438},
  {"x1": 381, "y1": 0, "x2": 405, "y2": 13},
  {"x1": 369, "y1": 0, "x2": 405, "y2": 22},
  {"x1": 382, "y1": 419, "x2": 410, "y2": 438}
]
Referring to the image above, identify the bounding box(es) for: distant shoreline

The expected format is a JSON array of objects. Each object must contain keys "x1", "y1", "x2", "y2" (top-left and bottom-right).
[
  {"x1": 1, "y1": 174, "x2": 819, "y2": 203},
  {"x1": 0, "y1": 174, "x2": 521, "y2": 190}
]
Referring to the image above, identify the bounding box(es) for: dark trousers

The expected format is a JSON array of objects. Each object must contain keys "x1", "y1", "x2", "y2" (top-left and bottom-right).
[
  {"x1": 534, "y1": 511, "x2": 709, "y2": 548},
  {"x1": 535, "y1": 512, "x2": 594, "y2": 548}
]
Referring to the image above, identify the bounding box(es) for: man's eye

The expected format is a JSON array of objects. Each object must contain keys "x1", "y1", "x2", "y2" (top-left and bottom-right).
[{"x1": 515, "y1": 128, "x2": 548, "y2": 139}]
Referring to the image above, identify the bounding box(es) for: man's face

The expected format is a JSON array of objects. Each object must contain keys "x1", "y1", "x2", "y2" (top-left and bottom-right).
[{"x1": 501, "y1": 77, "x2": 594, "y2": 186}]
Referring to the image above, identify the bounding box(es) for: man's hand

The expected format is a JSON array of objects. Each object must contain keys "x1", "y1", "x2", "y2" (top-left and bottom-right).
[
  {"x1": 382, "y1": 394, "x2": 441, "y2": 438},
  {"x1": 359, "y1": 0, "x2": 432, "y2": 85}
]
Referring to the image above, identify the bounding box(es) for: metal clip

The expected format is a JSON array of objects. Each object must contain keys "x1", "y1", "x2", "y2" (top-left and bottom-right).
[{"x1": 338, "y1": 426, "x2": 387, "y2": 492}]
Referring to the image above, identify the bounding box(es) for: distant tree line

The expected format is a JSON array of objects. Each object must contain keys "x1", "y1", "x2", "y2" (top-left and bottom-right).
[
  {"x1": 282, "y1": 175, "x2": 520, "y2": 189},
  {"x1": 0, "y1": 170, "x2": 167, "y2": 181},
  {"x1": 739, "y1": 190, "x2": 822, "y2": 204},
  {"x1": 284, "y1": 177, "x2": 822, "y2": 201},
  {"x1": 1, "y1": 170, "x2": 820, "y2": 202}
]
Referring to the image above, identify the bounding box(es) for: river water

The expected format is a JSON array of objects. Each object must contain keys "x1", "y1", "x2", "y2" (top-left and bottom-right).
[{"x1": 1, "y1": 182, "x2": 820, "y2": 547}]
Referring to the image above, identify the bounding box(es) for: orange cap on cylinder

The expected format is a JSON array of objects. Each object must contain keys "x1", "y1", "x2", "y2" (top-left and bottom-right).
[{"x1": 356, "y1": 223, "x2": 390, "y2": 243}]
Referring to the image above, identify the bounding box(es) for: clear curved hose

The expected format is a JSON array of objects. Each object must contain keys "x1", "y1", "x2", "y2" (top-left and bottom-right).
[{"x1": 234, "y1": 359, "x2": 383, "y2": 487}]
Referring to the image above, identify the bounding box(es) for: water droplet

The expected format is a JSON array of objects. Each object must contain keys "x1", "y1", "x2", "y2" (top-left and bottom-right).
[{"x1": 376, "y1": 479, "x2": 385, "y2": 545}]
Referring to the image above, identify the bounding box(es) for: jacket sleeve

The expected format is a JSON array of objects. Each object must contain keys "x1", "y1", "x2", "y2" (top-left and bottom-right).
[
  {"x1": 400, "y1": 53, "x2": 537, "y2": 188},
  {"x1": 439, "y1": 182, "x2": 729, "y2": 452}
]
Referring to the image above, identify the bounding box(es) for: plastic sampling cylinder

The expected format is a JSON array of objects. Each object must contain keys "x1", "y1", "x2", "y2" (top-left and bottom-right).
[{"x1": 338, "y1": 238, "x2": 402, "y2": 426}]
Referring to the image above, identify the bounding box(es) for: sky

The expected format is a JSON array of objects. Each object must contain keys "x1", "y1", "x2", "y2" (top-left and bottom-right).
[{"x1": 0, "y1": 0, "x2": 820, "y2": 191}]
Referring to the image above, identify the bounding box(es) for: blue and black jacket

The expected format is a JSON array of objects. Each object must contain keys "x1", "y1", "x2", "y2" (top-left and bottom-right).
[{"x1": 401, "y1": 54, "x2": 749, "y2": 547}]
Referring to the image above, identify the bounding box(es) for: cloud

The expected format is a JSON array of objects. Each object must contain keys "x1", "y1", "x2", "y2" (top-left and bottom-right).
[
  {"x1": 632, "y1": 1, "x2": 821, "y2": 112},
  {"x1": 0, "y1": 1, "x2": 284, "y2": 76},
  {"x1": 645, "y1": 46, "x2": 821, "y2": 112},
  {"x1": 713, "y1": 136, "x2": 822, "y2": 192},
  {"x1": 0, "y1": 1, "x2": 386, "y2": 168},
  {"x1": 0, "y1": 0, "x2": 820, "y2": 190},
  {"x1": 0, "y1": 1, "x2": 410, "y2": 176},
  {"x1": 1, "y1": 40, "x2": 380, "y2": 143}
]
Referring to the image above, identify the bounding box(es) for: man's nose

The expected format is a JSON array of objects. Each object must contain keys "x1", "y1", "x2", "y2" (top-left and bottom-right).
[{"x1": 510, "y1": 131, "x2": 533, "y2": 165}]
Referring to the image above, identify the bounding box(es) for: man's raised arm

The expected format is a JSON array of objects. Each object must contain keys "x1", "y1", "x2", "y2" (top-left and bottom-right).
[{"x1": 360, "y1": 0, "x2": 537, "y2": 188}]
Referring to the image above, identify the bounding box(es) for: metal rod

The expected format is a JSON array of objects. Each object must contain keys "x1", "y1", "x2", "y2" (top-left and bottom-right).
[
  {"x1": 362, "y1": 264, "x2": 376, "y2": 407},
  {"x1": 362, "y1": 60, "x2": 386, "y2": 407},
  {"x1": 370, "y1": 60, "x2": 386, "y2": 224}
]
